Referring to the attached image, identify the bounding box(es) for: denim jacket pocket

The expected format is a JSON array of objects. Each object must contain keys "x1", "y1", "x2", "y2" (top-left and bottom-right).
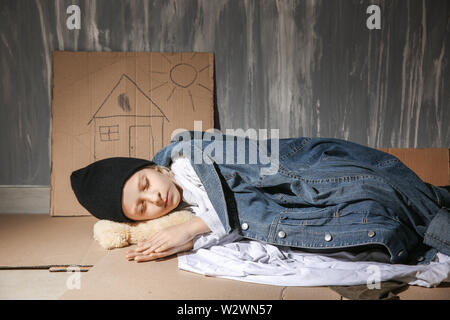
[
  {"x1": 279, "y1": 206, "x2": 339, "y2": 227},
  {"x1": 278, "y1": 204, "x2": 397, "y2": 229}
]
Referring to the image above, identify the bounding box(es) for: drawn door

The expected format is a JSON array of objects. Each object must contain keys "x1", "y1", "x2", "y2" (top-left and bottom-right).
[{"x1": 129, "y1": 125, "x2": 153, "y2": 160}]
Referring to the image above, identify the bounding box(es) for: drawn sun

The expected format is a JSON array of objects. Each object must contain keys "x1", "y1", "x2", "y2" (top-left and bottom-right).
[{"x1": 148, "y1": 53, "x2": 212, "y2": 111}]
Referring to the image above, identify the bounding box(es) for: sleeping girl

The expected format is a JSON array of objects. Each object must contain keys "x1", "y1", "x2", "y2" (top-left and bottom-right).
[{"x1": 70, "y1": 131, "x2": 450, "y2": 266}]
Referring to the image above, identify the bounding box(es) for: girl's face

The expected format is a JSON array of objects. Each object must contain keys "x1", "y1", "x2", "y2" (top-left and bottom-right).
[{"x1": 122, "y1": 167, "x2": 182, "y2": 221}]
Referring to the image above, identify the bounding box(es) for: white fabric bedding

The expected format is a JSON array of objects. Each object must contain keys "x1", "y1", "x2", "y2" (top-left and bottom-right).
[{"x1": 177, "y1": 240, "x2": 450, "y2": 287}]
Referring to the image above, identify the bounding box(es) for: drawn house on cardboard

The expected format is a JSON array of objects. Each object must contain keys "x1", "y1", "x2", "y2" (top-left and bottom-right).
[{"x1": 87, "y1": 73, "x2": 169, "y2": 161}]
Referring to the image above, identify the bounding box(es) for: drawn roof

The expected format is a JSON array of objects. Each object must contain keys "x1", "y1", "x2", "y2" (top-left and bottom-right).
[{"x1": 87, "y1": 74, "x2": 169, "y2": 125}]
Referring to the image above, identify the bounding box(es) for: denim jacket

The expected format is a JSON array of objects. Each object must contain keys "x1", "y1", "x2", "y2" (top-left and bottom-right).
[{"x1": 152, "y1": 130, "x2": 450, "y2": 265}]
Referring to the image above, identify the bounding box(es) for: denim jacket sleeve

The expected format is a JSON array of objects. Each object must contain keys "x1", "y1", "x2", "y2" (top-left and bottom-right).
[{"x1": 423, "y1": 185, "x2": 450, "y2": 257}]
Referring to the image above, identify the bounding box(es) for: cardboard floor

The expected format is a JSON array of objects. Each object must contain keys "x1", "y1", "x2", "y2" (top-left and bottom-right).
[
  {"x1": 59, "y1": 247, "x2": 342, "y2": 300},
  {"x1": 1, "y1": 214, "x2": 449, "y2": 300},
  {"x1": 0, "y1": 214, "x2": 105, "y2": 268}
]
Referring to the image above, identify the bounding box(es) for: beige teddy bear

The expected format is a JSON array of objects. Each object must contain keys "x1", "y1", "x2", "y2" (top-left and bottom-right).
[{"x1": 93, "y1": 210, "x2": 195, "y2": 250}]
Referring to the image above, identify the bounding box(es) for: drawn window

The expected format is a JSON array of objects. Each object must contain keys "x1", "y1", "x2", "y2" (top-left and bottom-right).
[{"x1": 99, "y1": 125, "x2": 119, "y2": 141}]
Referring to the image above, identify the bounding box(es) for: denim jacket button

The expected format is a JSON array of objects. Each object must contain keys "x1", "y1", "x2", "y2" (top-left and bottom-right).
[
  {"x1": 241, "y1": 223, "x2": 249, "y2": 230},
  {"x1": 324, "y1": 233, "x2": 332, "y2": 242},
  {"x1": 278, "y1": 231, "x2": 286, "y2": 239},
  {"x1": 368, "y1": 230, "x2": 376, "y2": 238}
]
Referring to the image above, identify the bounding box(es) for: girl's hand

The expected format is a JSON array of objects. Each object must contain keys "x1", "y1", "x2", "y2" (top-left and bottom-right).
[
  {"x1": 137, "y1": 222, "x2": 195, "y2": 253},
  {"x1": 126, "y1": 239, "x2": 193, "y2": 262},
  {"x1": 125, "y1": 217, "x2": 211, "y2": 262}
]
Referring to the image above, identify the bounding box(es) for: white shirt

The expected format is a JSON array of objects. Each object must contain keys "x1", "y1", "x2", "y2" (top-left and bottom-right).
[
  {"x1": 170, "y1": 155, "x2": 450, "y2": 287},
  {"x1": 170, "y1": 154, "x2": 242, "y2": 250}
]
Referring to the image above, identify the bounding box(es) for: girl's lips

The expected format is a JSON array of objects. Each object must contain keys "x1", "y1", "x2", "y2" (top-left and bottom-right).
[{"x1": 165, "y1": 192, "x2": 169, "y2": 207}]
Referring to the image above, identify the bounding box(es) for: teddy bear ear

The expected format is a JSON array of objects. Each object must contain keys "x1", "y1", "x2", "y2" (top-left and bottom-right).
[{"x1": 93, "y1": 220, "x2": 130, "y2": 250}]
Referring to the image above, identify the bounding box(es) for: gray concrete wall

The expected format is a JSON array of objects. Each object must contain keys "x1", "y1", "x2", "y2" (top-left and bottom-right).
[{"x1": 1, "y1": 0, "x2": 449, "y2": 186}]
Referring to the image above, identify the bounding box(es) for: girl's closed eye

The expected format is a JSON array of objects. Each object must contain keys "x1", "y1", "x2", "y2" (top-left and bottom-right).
[{"x1": 143, "y1": 177, "x2": 149, "y2": 190}]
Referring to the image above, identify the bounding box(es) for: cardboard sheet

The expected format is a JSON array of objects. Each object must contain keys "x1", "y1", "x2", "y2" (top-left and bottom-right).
[
  {"x1": 378, "y1": 148, "x2": 449, "y2": 186},
  {"x1": 0, "y1": 214, "x2": 105, "y2": 268},
  {"x1": 57, "y1": 246, "x2": 450, "y2": 300},
  {"x1": 51, "y1": 52, "x2": 214, "y2": 216},
  {"x1": 59, "y1": 247, "x2": 341, "y2": 300}
]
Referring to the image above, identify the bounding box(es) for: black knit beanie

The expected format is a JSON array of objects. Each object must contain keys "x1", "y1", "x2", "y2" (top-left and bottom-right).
[{"x1": 70, "y1": 157, "x2": 155, "y2": 222}]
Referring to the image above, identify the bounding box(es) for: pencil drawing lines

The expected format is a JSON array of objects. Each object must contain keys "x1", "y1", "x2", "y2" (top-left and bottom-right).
[
  {"x1": 148, "y1": 53, "x2": 211, "y2": 112},
  {"x1": 197, "y1": 83, "x2": 212, "y2": 93},
  {"x1": 86, "y1": 73, "x2": 169, "y2": 161},
  {"x1": 150, "y1": 71, "x2": 168, "y2": 74},
  {"x1": 149, "y1": 81, "x2": 168, "y2": 92}
]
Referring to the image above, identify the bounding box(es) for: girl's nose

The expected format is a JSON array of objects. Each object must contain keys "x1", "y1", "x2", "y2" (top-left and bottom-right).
[{"x1": 144, "y1": 190, "x2": 163, "y2": 206}]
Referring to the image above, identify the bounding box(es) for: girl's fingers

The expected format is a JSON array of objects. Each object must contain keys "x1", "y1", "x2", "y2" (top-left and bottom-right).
[
  {"x1": 126, "y1": 251, "x2": 142, "y2": 260},
  {"x1": 135, "y1": 240, "x2": 155, "y2": 252},
  {"x1": 134, "y1": 250, "x2": 173, "y2": 262},
  {"x1": 147, "y1": 237, "x2": 168, "y2": 253},
  {"x1": 144, "y1": 239, "x2": 167, "y2": 255},
  {"x1": 130, "y1": 241, "x2": 193, "y2": 263},
  {"x1": 136, "y1": 241, "x2": 152, "y2": 252},
  {"x1": 136, "y1": 232, "x2": 164, "y2": 252},
  {"x1": 154, "y1": 242, "x2": 171, "y2": 253},
  {"x1": 141, "y1": 232, "x2": 159, "y2": 246},
  {"x1": 135, "y1": 246, "x2": 148, "y2": 253}
]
